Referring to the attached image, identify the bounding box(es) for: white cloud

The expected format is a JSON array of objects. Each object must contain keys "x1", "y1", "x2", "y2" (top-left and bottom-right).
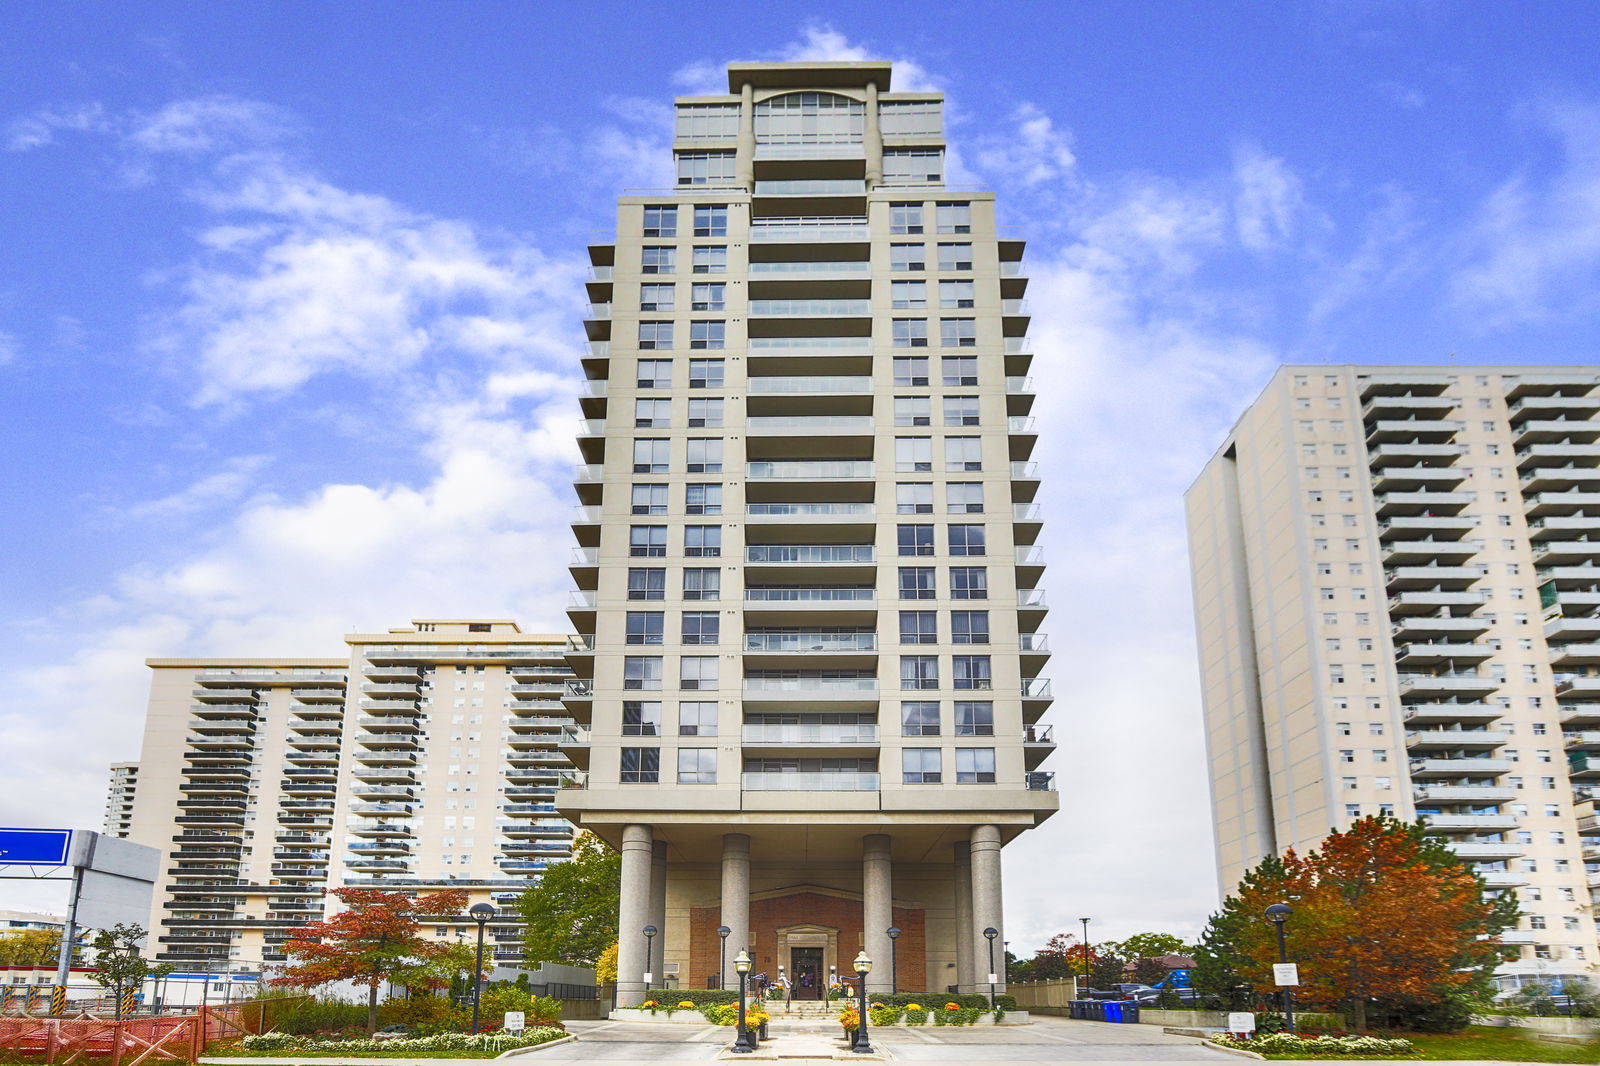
[
  {"x1": 968, "y1": 103, "x2": 1079, "y2": 190},
  {"x1": 674, "y1": 22, "x2": 944, "y2": 96},
  {"x1": 123, "y1": 455, "x2": 272, "y2": 520},
  {"x1": 1233, "y1": 144, "x2": 1305, "y2": 253},
  {"x1": 125, "y1": 95, "x2": 292, "y2": 154},
  {"x1": 0, "y1": 330, "x2": 17, "y2": 366},
  {"x1": 5, "y1": 102, "x2": 109, "y2": 151}
]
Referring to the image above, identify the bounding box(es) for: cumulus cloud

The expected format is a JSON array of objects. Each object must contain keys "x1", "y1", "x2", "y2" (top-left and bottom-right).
[
  {"x1": 967, "y1": 102, "x2": 1079, "y2": 191},
  {"x1": 674, "y1": 22, "x2": 943, "y2": 95}
]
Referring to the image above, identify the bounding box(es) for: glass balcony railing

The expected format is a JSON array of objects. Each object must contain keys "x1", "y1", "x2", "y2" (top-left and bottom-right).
[
  {"x1": 748, "y1": 376, "x2": 872, "y2": 394},
  {"x1": 1019, "y1": 633, "x2": 1050, "y2": 653},
  {"x1": 1022, "y1": 678, "x2": 1053, "y2": 698},
  {"x1": 750, "y1": 299, "x2": 871, "y2": 316},
  {"x1": 747, "y1": 545, "x2": 873, "y2": 563},
  {"x1": 749, "y1": 336, "x2": 872, "y2": 353},
  {"x1": 742, "y1": 771, "x2": 880, "y2": 791},
  {"x1": 750, "y1": 216, "x2": 868, "y2": 242},
  {"x1": 588, "y1": 266, "x2": 613, "y2": 282},
  {"x1": 1000, "y1": 262, "x2": 1026, "y2": 278},
  {"x1": 1025, "y1": 771, "x2": 1056, "y2": 791},
  {"x1": 748, "y1": 261, "x2": 871, "y2": 277},
  {"x1": 742, "y1": 677, "x2": 878, "y2": 693},
  {"x1": 747, "y1": 502, "x2": 873, "y2": 516},
  {"x1": 1009, "y1": 416, "x2": 1038, "y2": 433},
  {"x1": 588, "y1": 341, "x2": 610, "y2": 358},
  {"x1": 587, "y1": 303, "x2": 611, "y2": 320},
  {"x1": 746, "y1": 588, "x2": 874, "y2": 602},
  {"x1": 744, "y1": 632, "x2": 878, "y2": 653},
  {"x1": 747, "y1": 461, "x2": 873, "y2": 479},
  {"x1": 743, "y1": 724, "x2": 880, "y2": 744},
  {"x1": 748, "y1": 415, "x2": 873, "y2": 432},
  {"x1": 1004, "y1": 338, "x2": 1031, "y2": 354},
  {"x1": 753, "y1": 180, "x2": 867, "y2": 195}
]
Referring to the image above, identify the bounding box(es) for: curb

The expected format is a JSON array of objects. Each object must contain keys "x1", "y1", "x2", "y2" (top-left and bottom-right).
[
  {"x1": 497, "y1": 1033, "x2": 579, "y2": 1058},
  {"x1": 1200, "y1": 1038, "x2": 1264, "y2": 1060}
]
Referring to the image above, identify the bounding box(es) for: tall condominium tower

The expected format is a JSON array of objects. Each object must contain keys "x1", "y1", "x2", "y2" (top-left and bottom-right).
[
  {"x1": 1188, "y1": 366, "x2": 1600, "y2": 991},
  {"x1": 561, "y1": 61, "x2": 1057, "y2": 1005},
  {"x1": 128, "y1": 620, "x2": 577, "y2": 974},
  {"x1": 104, "y1": 762, "x2": 139, "y2": 838}
]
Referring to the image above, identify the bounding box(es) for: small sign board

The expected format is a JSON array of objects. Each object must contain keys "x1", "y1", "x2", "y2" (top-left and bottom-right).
[
  {"x1": 503, "y1": 1011, "x2": 525, "y2": 1033},
  {"x1": 1227, "y1": 1012, "x2": 1256, "y2": 1033},
  {"x1": 1273, "y1": 963, "x2": 1300, "y2": 986},
  {"x1": 0, "y1": 828, "x2": 72, "y2": 866},
  {"x1": 987, "y1": 972, "x2": 999, "y2": 984}
]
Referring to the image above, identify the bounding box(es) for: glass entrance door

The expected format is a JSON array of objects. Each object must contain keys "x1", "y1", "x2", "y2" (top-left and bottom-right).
[{"x1": 790, "y1": 946, "x2": 824, "y2": 1000}]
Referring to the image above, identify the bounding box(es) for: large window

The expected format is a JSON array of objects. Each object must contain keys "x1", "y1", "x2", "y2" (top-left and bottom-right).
[
  {"x1": 640, "y1": 283, "x2": 675, "y2": 311},
  {"x1": 941, "y1": 319, "x2": 977, "y2": 347},
  {"x1": 693, "y1": 246, "x2": 728, "y2": 274},
  {"x1": 627, "y1": 568, "x2": 666, "y2": 601},
  {"x1": 687, "y1": 438, "x2": 723, "y2": 473},
  {"x1": 679, "y1": 702, "x2": 718, "y2": 736},
  {"x1": 901, "y1": 702, "x2": 940, "y2": 737},
  {"x1": 896, "y1": 436, "x2": 932, "y2": 471},
  {"x1": 899, "y1": 567, "x2": 935, "y2": 599},
  {"x1": 685, "y1": 483, "x2": 722, "y2": 515},
  {"x1": 680, "y1": 656, "x2": 719, "y2": 691},
  {"x1": 675, "y1": 103, "x2": 739, "y2": 141},
  {"x1": 890, "y1": 243, "x2": 926, "y2": 272},
  {"x1": 629, "y1": 526, "x2": 667, "y2": 558},
  {"x1": 949, "y1": 524, "x2": 987, "y2": 556},
  {"x1": 936, "y1": 201, "x2": 971, "y2": 234},
  {"x1": 684, "y1": 567, "x2": 721, "y2": 601},
  {"x1": 899, "y1": 611, "x2": 937, "y2": 645},
  {"x1": 897, "y1": 524, "x2": 934, "y2": 557},
  {"x1": 686, "y1": 525, "x2": 721, "y2": 557},
  {"x1": 947, "y1": 482, "x2": 985, "y2": 514},
  {"x1": 682, "y1": 611, "x2": 720, "y2": 645},
  {"x1": 943, "y1": 356, "x2": 979, "y2": 386},
  {"x1": 889, "y1": 203, "x2": 924, "y2": 235},
  {"x1": 945, "y1": 437, "x2": 982, "y2": 472},
  {"x1": 623, "y1": 656, "x2": 663, "y2": 690},
  {"x1": 633, "y1": 438, "x2": 669, "y2": 473},
  {"x1": 643, "y1": 205, "x2": 677, "y2": 238},
  {"x1": 626, "y1": 611, "x2": 664, "y2": 646},
  {"x1": 880, "y1": 100, "x2": 942, "y2": 137},
  {"x1": 937, "y1": 242, "x2": 973, "y2": 271},
  {"x1": 631, "y1": 483, "x2": 668, "y2": 515},
  {"x1": 754, "y1": 92, "x2": 865, "y2": 144},
  {"x1": 892, "y1": 319, "x2": 929, "y2": 348},
  {"x1": 896, "y1": 482, "x2": 933, "y2": 515},
  {"x1": 951, "y1": 566, "x2": 988, "y2": 599},
  {"x1": 621, "y1": 747, "x2": 660, "y2": 783},
  {"x1": 955, "y1": 701, "x2": 994, "y2": 736},
  {"x1": 944, "y1": 395, "x2": 981, "y2": 426},
  {"x1": 642, "y1": 247, "x2": 676, "y2": 275},
  {"x1": 687, "y1": 398, "x2": 723, "y2": 428},
  {"x1": 694, "y1": 205, "x2": 729, "y2": 237},
  {"x1": 891, "y1": 281, "x2": 927, "y2": 309},
  {"x1": 901, "y1": 654, "x2": 939, "y2": 690},
  {"x1": 622, "y1": 701, "x2": 660, "y2": 736},
  {"x1": 902, "y1": 748, "x2": 942, "y2": 784},
  {"x1": 940, "y1": 280, "x2": 975, "y2": 308},
  {"x1": 636, "y1": 359, "x2": 672, "y2": 388},
  {"x1": 690, "y1": 321, "x2": 726, "y2": 350},
  {"x1": 893, "y1": 356, "x2": 929, "y2": 386},
  {"x1": 883, "y1": 149, "x2": 943, "y2": 185},
  {"x1": 678, "y1": 748, "x2": 718, "y2": 784},
  {"x1": 895, "y1": 396, "x2": 931, "y2": 426},
  {"x1": 953, "y1": 655, "x2": 992, "y2": 690},
  {"x1": 691, "y1": 283, "x2": 726, "y2": 311},
  {"x1": 638, "y1": 321, "x2": 674, "y2": 350},
  {"x1": 955, "y1": 747, "x2": 996, "y2": 784},
  {"x1": 677, "y1": 150, "x2": 737, "y2": 186},
  {"x1": 952, "y1": 611, "x2": 990, "y2": 645},
  {"x1": 635, "y1": 398, "x2": 671, "y2": 427}
]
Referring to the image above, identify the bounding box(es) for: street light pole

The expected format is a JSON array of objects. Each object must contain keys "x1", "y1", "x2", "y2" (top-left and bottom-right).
[
  {"x1": 852, "y1": 951, "x2": 874, "y2": 1055},
  {"x1": 1265, "y1": 903, "x2": 1295, "y2": 1032},
  {"x1": 469, "y1": 903, "x2": 495, "y2": 1035},
  {"x1": 717, "y1": 926, "x2": 731, "y2": 989},
  {"x1": 886, "y1": 927, "x2": 901, "y2": 994},
  {"x1": 732, "y1": 950, "x2": 754, "y2": 1054},
  {"x1": 983, "y1": 927, "x2": 999, "y2": 1010},
  {"x1": 1079, "y1": 917, "x2": 1092, "y2": 991},
  {"x1": 643, "y1": 925, "x2": 658, "y2": 992}
]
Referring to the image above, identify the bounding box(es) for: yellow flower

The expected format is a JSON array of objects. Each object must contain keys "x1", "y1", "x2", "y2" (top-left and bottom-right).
[
  {"x1": 678, "y1": 1000, "x2": 695, "y2": 1008},
  {"x1": 905, "y1": 1003, "x2": 922, "y2": 1010},
  {"x1": 945, "y1": 1002, "x2": 961, "y2": 1010}
]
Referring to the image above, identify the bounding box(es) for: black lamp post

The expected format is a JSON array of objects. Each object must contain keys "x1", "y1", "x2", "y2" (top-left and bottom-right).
[
  {"x1": 732, "y1": 950, "x2": 754, "y2": 1054},
  {"x1": 983, "y1": 928, "x2": 999, "y2": 1010},
  {"x1": 468, "y1": 902, "x2": 495, "y2": 1034},
  {"x1": 852, "y1": 951, "x2": 873, "y2": 1054},
  {"x1": 1264, "y1": 903, "x2": 1295, "y2": 1032},
  {"x1": 717, "y1": 925, "x2": 731, "y2": 989},
  {"x1": 643, "y1": 925, "x2": 658, "y2": 992},
  {"x1": 1079, "y1": 917, "x2": 1092, "y2": 991},
  {"x1": 886, "y1": 927, "x2": 901, "y2": 994}
]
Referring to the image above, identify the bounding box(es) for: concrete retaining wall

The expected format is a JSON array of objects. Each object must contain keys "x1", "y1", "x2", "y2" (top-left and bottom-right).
[{"x1": 1475, "y1": 1014, "x2": 1599, "y2": 1037}]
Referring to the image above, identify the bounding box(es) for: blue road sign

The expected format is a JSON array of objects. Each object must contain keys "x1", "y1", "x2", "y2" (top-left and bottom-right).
[{"x1": 0, "y1": 828, "x2": 72, "y2": 866}]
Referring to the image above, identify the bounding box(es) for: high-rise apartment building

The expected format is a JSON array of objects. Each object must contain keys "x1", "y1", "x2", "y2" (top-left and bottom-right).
[
  {"x1": 104, "y1": 762, "x2": 139, "y2": 838},
  {"x1": 127, "y1": 620, "x2": 576, "y2": 973},
  {"x1": 1188, "y1": 366, "x2": 1600, "y2": 990},
  {"x1": 560, "y1": 61, "x2": 1057, "y2": 1004}
]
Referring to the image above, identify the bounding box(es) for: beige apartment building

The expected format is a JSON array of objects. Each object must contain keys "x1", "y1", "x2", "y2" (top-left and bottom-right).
[
  {"x1": 126, "y1": 620, "x2": 576, "y2": 973},
  {"x1": 1188, "y1": 366, "x2": 1600, "y2": 990},
  {"x1": 560, "y1": 60, "x2": 1057, "y2": 1005},
  {"x1": 103, "y1": 762, "x2": 139, "y2": 838}
]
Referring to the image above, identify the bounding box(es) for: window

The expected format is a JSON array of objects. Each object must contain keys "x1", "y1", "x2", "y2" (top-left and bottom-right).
[
  {"x1": 952, "y1": 611, "x2": 989, "y2": 644},
  {"x1": 901, "y1": 654, "x2": 939, "y2": 689},
  {"x1": 942, "y1": 356, "x2": 978, "y2": 386},
  {"x1": 687, "y1": 438, "x2": 723, "y2": 473},
  {"x1": 640, "y1": 282, "x2": 675, "y2": 311},
  {"x1": 624, "y1": 656, "x2": 663, "y2": 690},
  {"x1": 685, "y1": 483, "x2": 722, "y2": 515},
  {"x1": 754, "y1": 91, "x2": 865, "y2": 144},
  {"x1": 949, "y1": 524, "x2": 986, "y2": 556},
  {"x1": 683, "y1": 567, "x2": 720, "y2": 601},
  {"x1": 898, "y1": 524, "x2": 935, "y2": 556},
  {"x1": 680, "y1": 656, "x2": 719, "y2": 690},
  {"x1": 883, "y1": 148, "x2": 943, "y2": 185},
  {"x1": 945, "y1": 437, "x2": 982, "y2": 471},
  {"x1": 901, "y1": 701, "x2": 940, "y2": 736},
  {"x1": 686, "y1": 358, "x2": 725, "y2": 389},
  {"x1": 899, "y1": 566, "x2": 935, "y2": 599},
  {"x1": 951, "y1": 567, "x2": 988, "y2": 599},
  {"x1": 677, "y1": 150, "x2": 736, "y2": 186},
  {"x1": 638, "y1": 321, "x2": 674, "y2": 350},
  {"x1": 953, "y1": 655, "x2": 992, "y2": 689},
  {"x1": 893, "y1": 318, "x2": 929, "y2": 347},
  {"x1": 677, "y1": 748, "x2": 717, "y2": 783},
  {"x1": 685, "y1": 525, "x2": 722, "y2": 557},
  {"x1": 939, "y1": 279, "x2": 975, "y2": 309},
  {"x1": 937, "y1": 202, "x2": 971, "y2": 234},
  {"x1": 687, "y1": 397, "x2": 724, "y2": 427},
  {"x1": 941, "y1": 319, "x2": 977, "y2": 347},
  {"x1": 620, "y1": 747, "x2": 660, "y2": 783},
  {"x1": 694, "y1": 205, "x2": 728, "y2": 237},
  {"x1": 891, "y1": 280, "x2": 927, "y2": 309},
  {"x1": 895, "y1": 396, "x2": 932, "y2": 426},
  {"x1": 956, "y1": 747, "x2": 996, "y2": 783},
  {"x1": 944, "y1": 395, "x2": 981, "y2": 426},
  {"x1": 622, "y1": 701, "x2": 661, "y2": 736},
  {"x1": 692, "y1": 246, "x2": 727, "y2": 273},
  {"x1": 630, "y1": 525, "x2": 667, "y2": 557},
  {"x1": 682, "y1": 611, "x2": 720, "y2": 645},
  {"x1": 626, "y1": 611, "x2": 664, "y2": 645},
  {"x1": 900, "y1": 610, "x2": 938, "y2": 645},
  {"x1": 628, "y1": 568, "x2": 666, "y2": 600},
  {"x1": 879, "y1": 100, "x2": 942, "y2": 136},
  {"x1": 642, "y1": 246, "x2": 676, "y2": 275},
  {"x1": 892, "y1": 357, "x2": 930, "y2": 389},
  {"x1": 691, "y1": 282, "x2": 725, "y2": 311},
  {"x1": 689, "y1": 321, "x2": 726, "y2": 350},
  {"x1": 902, "y1": 748, "x2": 942, "y2": 784},
  {"x1": 894, "y1": 481, "x2": 933, "y2": 514},
  {"x1": 679, "y1": 702, "x2": 717, "y2": 736},
  {"x1": 948, "y1": 483, "x2": 984, "y2": 513},
  {"x1": 631, "y1": 483, "x2": 668, "y2": 515},
  {"x1": 889, "y1": 203, "x2": 924, "y2": 234},
  {"x1": 675, "y1": 102, "x2": 739, "y2": 140},
  {"x1": 955, "y1": 700, "x2": 994, "y2": 736},
  {"x1": 642, "y1": 205, "x2": 677, "y2": 237},
  {"x1": 938, "y1": 243, "x2": 973, "y2": 270},
  {"x1": 890, "y1": 243, "x2": 926, "y2": 272},
  {"x1": 637, "y1": 358, "x2": 671, "y2": 388},
  {"x1": 633, "y1": 438, "x2": 670, "y2": 473},
  {"x1": 897, "y1": 436, "x2": 933, "y2": 472}
]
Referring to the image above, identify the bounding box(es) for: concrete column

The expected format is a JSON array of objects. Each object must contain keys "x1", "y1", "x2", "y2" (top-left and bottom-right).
[
  {"x1": 649, "y1": 840, "x2": 668, "y2": 985},
  {"x1": 736, "y1": 81, "x2": 755, "y2": 189},
  {"x1": 616, "y1": 825, "x2": 653, "y2": 1007},
  {"x1": 862, "y1": 834, "x2": 893, "y2": 994},
  {"x1": 864, "y1": 81, "x2": 883, "y2": 188},
  {"x1": 969, "y1": 824, "x2": 1005, "y2": 993},
  {"x1": 953, "y1": 841, "x2": 974, "y2": 992},
  {"x1": 719, "y1": 832, "x2": 751, "y2": 990}
]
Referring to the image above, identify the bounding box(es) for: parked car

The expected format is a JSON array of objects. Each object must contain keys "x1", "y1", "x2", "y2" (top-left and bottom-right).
[{"x1": 373, "y1": 1025, "x2": 412, "y2": 1041}]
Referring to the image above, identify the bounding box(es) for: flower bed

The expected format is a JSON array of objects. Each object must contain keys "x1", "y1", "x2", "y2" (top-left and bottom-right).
[
  {"x1": 236, "y1": 1027, "x2": 566, "y2": 1056},
  {"x1": 854, "y1": 1002, "x2": 997, "y2": 1028},
  {"x1": 1208, "y1": 1033, "x2": 1419, "y2": 1057}
]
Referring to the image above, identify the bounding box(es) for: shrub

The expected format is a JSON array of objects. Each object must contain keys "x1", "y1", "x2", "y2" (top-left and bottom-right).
[
  {"x1": 868, "y1": 1005, "x2": 902, "y2": 1027},
  {"x1": 1209, "y1": 1033, "x2": 1419, "y2": 1057},
  {"x1": 903, "y1": 1007, "x2": 928, "y2": 1025},
  {"x1": 859, "y1": 992, "x2": 1016, "y2": 1011},
  {"x1": 645, "y1": 988, "x2": 737, "y2": 1006},
  {"x1": 267, "y1": 997, "x2": 370, "y2": 1035},
  {"x1": 699, "y1": 1003, "x2": 739, "y2": 1026},
  {"x1": 241, "y1": 1027, "x2": 567, "y2": 1055}
]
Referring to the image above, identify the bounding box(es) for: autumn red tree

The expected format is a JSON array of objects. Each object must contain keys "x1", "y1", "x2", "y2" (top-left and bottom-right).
[
  {"x1": 1203, "y1": 816, "x2": 1514, "y2": 1031},
  {"x1": 273, "y1": 888, "x2": 475, "y2": 1032}
]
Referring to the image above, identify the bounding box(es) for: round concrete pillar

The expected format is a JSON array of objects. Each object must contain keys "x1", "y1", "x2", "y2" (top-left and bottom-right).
[
  {"x1": 969, "y1": 824, "x2": 1005, "y2": 993},
  {"x1": 719, "y1": 832, "x2": 751, "y2": 989},
  {"x1": 862, "y1": 833, "x2": 893, "y2": 994},
  {"x1": 616, "y1": 825, "x2": 654, "y2": 1007}
]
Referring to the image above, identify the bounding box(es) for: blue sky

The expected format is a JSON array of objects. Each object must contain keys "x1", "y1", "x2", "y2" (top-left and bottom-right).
[{"x1": 4, "y1": 1, "x2": 1600, "y2": 947}]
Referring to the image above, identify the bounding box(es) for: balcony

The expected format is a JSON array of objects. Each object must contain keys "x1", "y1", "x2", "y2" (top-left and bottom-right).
[
  {"x1": 1359, "y1": 374, "x2": 1454, "y2": 399},
  {"x1": 1521, "y1": 465, "x2": 1600, "y2": 491},
  {"x1": 1387, "y1": 589, "x2": 1485, "y2": 613},
  {"x1": 747, "y1": 544, "x2": 874, "y2": 564},
  {"x1": 1365, "y1": 419, "x2": 1463, "y2": 444},
  {"x1": 750, "y1": 216, "x2": 868, "y2": 243},
  {"x1": 1408, "y1": 758, "x2": 1513, "y2": 777},
  {"x1": 1377, "y1": 515, "x2": 1476, "y2": 540},
  {"x1": 748, "y1": 337, "x2": 872, "y2": 356},
  {"x1": 1389, "y1": 615, "x2": 1492, "y2": 641},
  {"x1": 1525, "y1": 491, "x2": 1600, "y2": 517},
  {"x1": 1534, "y1": 540, "x2": 1600, "y2": 564},
  {"x1": 1403, "y1": 703, "x2": 1502, "y2": 725},
  {"x1": 1509, "y1": 394, "x2": 1600, "y2": 419},
  {"x1": 742, "y1": 677, "x2": 878, "y2": 699},
  {"x1": 1384, "y1": 565, "x2": 1483, "y2": 590},
  {"x1": 1022, "y1": 677, "x2": 1053, "y2": 700},
  {"x1": 1515, "y1": 419, "x2": 1600, "y2": 446},
  {"x1": 1025, "y1": 772, "x2": 1056, "y2": 791},
  {"x1": 1398, "y1": 674, "x2": 1499, "y2": 699},
  {"x1": 747, "y1": 415, "x2": 872, "y2": 434},
  {"x1": 1564, "y1": 732, "x2": 1600, "y2": 752},
  {"x1": 1375, "y1": 491, "x2": 1475, "y2": 516},
  {"x1": 747, "y1": 502, "x2": 873, "y2": 521},
  {"x1": 1361, "y1": 395, "x2": 1459, "y2": 420},
  {"x1": 1531, "y1": 515, "x2": 1600, "y2": 540},
  {"x1": 742, "y1": 772, "x2": 879, "y2": 791},
  {"x1": 753, "y1": 179, "x2": 867, "y2": 196},
  {"x1": 1419, "y1": 813, "x2": 1520, "y2": 831},
  {"x1": 1393, "y1": 642, "x2": 1494, "y2": 666},
  {"x1": 749, "y1": 299, "x2": 871, "y2": 316},
  {"x1": 747, "y1": 460, "x2": 873, "y2": 480},
  {"x1": 1413, "y1": 784, "x2": 1518, "y2": 802},
  {"x1": 1370, "y1": 466, "x2": 1469, "y2": 492},
  {"x1": 742, "y1": 723, "x2": 880, "y2": 745},
  {"x1": 1447, "y1": 841, "x2": 1525, "y2": 860},
  {"x1": 1367, "y1": 443, "x2": 1463, "y2": 467},
  {"x1": 1518, "y1": 443, "x2": 1600, "y2": 468},
  {"x1": 745, "y1": 587, "x2": 874, "y2": 603},
  {"x1": 748, "y1": 260, "x2": 872, "y2": 280},
  {"x1": 748, "y1": 376, "x2": 872, "y2": 395},
  {"x1": 1382, "y1": 538, "x2": 1481, "y2": 566},
  {"x1": 1404, "y1": 729, "x2": 1508, "y2": 751},
  {"x1": 744, "y1": 632, "x2": 877, "y2": 653}
]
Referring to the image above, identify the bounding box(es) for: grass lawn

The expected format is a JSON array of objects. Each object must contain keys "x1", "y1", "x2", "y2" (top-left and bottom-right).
[{"x1": 1256, "y1": 1025, "x2": 1599, "y2": 1062}]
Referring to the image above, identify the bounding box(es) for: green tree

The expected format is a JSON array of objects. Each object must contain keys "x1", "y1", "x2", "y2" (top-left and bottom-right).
[
  {"x1": 89, "y1": 924, "x2": 150, "y2": 1019},
  {"x1": 515, "y1": 832, "x2": 620, "y2": 967},
  {"x1": 0, "y1": 929, "x2": 60, "y2": 967},
  {"x1": 1116, "y1": 932, "x2": 1192, "y2": 961}
]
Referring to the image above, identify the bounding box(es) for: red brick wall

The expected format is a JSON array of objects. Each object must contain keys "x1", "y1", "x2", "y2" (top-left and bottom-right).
[{"x1": 687, "y1": 891, "x2": 926, "y2": 991}]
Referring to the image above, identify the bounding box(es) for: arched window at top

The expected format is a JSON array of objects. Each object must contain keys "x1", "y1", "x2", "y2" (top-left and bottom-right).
[{"x1": 754, "y1": 92, "x2": 865, "y2": 145}]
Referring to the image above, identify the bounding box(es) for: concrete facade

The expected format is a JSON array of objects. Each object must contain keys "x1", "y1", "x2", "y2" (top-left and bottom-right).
[
  {"x1": 1187, "y1": 366, "x2": 1600, "y2": 990},
  {"x1": 559, "y1": 60, "x2": 1057, "y2": 1004}
]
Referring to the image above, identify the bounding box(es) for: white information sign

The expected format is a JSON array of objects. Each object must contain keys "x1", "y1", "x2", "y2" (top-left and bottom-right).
[
  {"x1": 987, "y1": 972, "x2": 999, "y2": 984},
  {"x1": 503, "y1": 1011, "x2": 525, "y2": 1033},
  {"x1": 1273, "y1": 963, "x2": 1300, "y2": 986},
  {"x1": 1227, "y1": 1012, "x2": 1256, "y2": 1033}
]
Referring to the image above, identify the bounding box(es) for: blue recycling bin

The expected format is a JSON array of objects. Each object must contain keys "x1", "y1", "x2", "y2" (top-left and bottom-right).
[
  {"x1": 1122, "y1": 1003, "x2": 1140, "y2": 1023},
  {"x1": 1104, "y1": 1001, "x2": 1122, "y2": 1023}
]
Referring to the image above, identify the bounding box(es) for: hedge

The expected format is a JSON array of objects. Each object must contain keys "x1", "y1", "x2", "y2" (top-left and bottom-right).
[
  {"x1": 639, "y1": 989, "x2": 1015, "y2": 1012},
  {"x1": 644, "y1": 988, "x2": 738, "y2": 1005}
]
